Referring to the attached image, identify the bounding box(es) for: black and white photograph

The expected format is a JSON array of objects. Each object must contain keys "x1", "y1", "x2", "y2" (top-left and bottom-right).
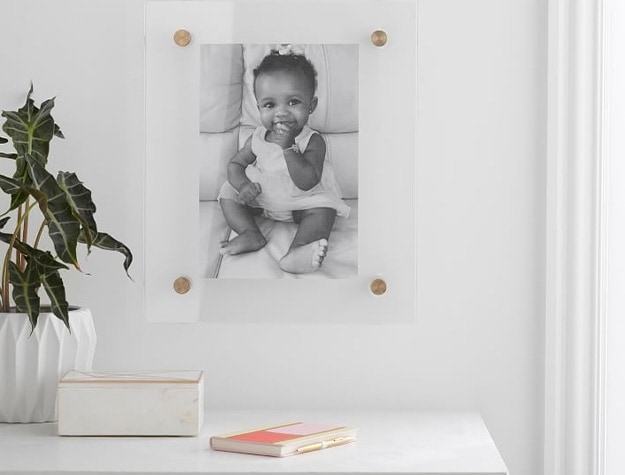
[{"x1": 198, "y1": 43, "x2": 358, "y2": 279}]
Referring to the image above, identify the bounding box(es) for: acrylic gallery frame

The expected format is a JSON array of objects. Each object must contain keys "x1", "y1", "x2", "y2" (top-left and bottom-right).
[{"x1": 145, "y1": 0, "x2": 416, "y2": 324}]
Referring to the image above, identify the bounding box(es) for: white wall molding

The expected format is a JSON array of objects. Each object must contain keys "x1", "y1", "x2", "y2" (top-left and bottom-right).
[
  {"x1": 545, "y1": 1, "x2": 607, "y2": 474},
  {"x1": 604, "y1": 0, "x2": 625, "y2": 473}
]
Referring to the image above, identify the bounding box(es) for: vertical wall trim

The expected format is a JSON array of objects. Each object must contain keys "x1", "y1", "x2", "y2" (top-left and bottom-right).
[
  {"x1": 596, "y1": 2, "x2": 609, "y2": 473},
  {"x1": 545, "y1": 1, "x2": 606, "y2": 475}
]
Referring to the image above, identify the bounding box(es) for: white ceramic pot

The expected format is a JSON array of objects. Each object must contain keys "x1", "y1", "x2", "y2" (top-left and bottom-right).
[{"x1": 0, "y1": 308, "x2": 97, "y2": 423}]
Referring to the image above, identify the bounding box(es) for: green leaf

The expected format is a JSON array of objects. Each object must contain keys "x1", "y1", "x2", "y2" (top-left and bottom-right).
[
  {"x1": 0, "y1": 85, "x2": 62, "y2": 166},
  {"x1": 0, "y1": 216, "x2": 9, "y2": 230},
  {"x1": 40, "y1": 269, "x2": 69, "y2": 329},
  {"x1": 9, "y1": 150, "x2": 33, "y2": 211},
  {"x1": 0, "y1": 174, "x2": 22, "y2": 194},
  {"x1": 57, "y1": 172, "x2": 97, "y2": 248},
  {"x1": 0, "y1": 232, "x2": 69, "y2": 271},
  {"x1": 0, "y1": 173, "x2": 30, "y2": 213},
  {"x1": 54, "y1": 124, "x2": 64, "y2": 139},
  {"x1": 79, "y1": 231, "x2": 133, "y2": 278},
  {"x1": 0, "y1": 86, "x2": 61, "y2": 213},
  {"x1": 0, "y1": 136, "x2": 7, "y2": 144},
  {"x1": 26, "y1": 248, "x2": 70, "y2": 272},
  {"x1": 24, "y1": 154, "x2": 80, "y2": 268},
  {"x1": 8, "y1": 261, "x2": 41, "y2": 330},
  {"x1": 4, "y1": 237, "x2": 69, "y2": 329}
]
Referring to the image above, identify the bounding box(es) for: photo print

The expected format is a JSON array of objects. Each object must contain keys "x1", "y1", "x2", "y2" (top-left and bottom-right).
[{"x1": 198, "y1": 44, "x2": 359, "y2": 279}]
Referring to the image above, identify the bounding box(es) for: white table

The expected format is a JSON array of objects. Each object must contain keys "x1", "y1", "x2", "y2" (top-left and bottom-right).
[{"x1": 0, "y1": 410, "x2": 508, "y2": 474}]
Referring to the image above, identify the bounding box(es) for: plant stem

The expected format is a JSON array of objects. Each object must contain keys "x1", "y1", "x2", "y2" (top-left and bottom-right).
[
  {"x1": 21, "y1": 197, "x2": 30, "y2": 272},
  {"x1": 1, "y1": 201, "x2": 39, "y2": 312},
  {"x1": 16, "y1": 206, "x2": 23, "y2": 272},
  {"x1": 1, "y1": 264, "x2": 7, "y2": 312},
  {"x1": 33, "y1": 220, "x2": 46, "y2": 249}
]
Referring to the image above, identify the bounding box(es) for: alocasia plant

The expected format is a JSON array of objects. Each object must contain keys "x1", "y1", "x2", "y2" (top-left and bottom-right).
[{"x1": 0, "y1": 85, "x2": 132, "y2": 330}]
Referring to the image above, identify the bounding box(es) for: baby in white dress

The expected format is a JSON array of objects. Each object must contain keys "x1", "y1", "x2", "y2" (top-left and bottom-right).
[{"x1": 218, "y1": 46, "x2": 349, "y2": 274}]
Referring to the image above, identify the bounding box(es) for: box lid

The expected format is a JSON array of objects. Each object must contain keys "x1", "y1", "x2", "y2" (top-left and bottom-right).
[{"x1": 60, "y1": 370, "x2": 203, "y2": 384}]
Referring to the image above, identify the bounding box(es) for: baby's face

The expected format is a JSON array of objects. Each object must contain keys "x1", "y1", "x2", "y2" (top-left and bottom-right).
[{"x1": 255, "y1": 70, "x2": 317, "y2": 136}]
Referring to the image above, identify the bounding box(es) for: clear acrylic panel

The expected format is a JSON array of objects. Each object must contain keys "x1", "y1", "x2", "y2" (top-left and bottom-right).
[{"x1": 145, "y1": 0, "x2": 416, "y2": 323}]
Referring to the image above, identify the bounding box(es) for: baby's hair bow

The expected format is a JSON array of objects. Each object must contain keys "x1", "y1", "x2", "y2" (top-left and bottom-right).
[{"x1": 277, "y1": 44, "x2": 305, "y2": 56}]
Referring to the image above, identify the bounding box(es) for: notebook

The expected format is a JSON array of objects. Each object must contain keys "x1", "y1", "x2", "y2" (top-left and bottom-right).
[{"x1": 210, "y1": 421, "x2": 357, "y2": 457}]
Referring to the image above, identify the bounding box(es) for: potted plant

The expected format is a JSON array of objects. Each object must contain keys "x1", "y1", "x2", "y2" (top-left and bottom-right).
[{"x1": 0, "y1": 85, "x2": 132, "y2": 423}]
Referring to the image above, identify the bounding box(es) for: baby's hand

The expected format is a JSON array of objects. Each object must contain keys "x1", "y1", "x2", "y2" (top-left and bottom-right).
[
  {"x1": 271, "y1": 123, "x2": 298, "y2": 150},
  {"x1": 237, "y1": 182, "x2": 262, "y2": 205}
]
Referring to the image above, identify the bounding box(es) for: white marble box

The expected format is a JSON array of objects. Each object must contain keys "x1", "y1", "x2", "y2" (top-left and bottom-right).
[{"x1": 57, "y1": 370, "x2": 204, "y2": 436}]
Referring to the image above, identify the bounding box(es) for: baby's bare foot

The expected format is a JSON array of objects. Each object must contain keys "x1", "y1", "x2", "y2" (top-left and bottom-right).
[
  {"x1": 220, "y1": 230, "x2": 266, "y2": 256},
  {"x1": 279, "y1": 239, "x2": 328, "y2": 274}
]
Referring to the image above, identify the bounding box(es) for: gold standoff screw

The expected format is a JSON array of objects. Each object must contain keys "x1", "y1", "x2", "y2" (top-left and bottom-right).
[
  {"x1": 173, "y1": 276, "x2": 191, "y2": 294},
  {"x1": 371, "y1": 30, "x2": 388, "y2": 47},
  {"x1": 370, "y1": 278, "x2": 387, "y2": 296},
  {"x1": 173, "y1": 29, "x2": 192, "y2": 47}
]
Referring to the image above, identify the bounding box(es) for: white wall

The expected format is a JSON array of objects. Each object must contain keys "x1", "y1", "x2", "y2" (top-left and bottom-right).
[{"x1": 0, "y1": 1, "x2": 546, "y2": 474}]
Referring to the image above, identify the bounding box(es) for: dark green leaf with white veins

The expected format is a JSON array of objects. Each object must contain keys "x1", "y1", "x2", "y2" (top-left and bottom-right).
[
  {"x1": 0, "y1": 174, "x2": 22, "y2": 195},
  {"x1": 41, "y1": 269, "x2": 69, "y2": 329},
  {"x1": 0, "y1": 232, "x2": 69, "y2": 271},
  {"x1": 24, "y1": 154, "x2": 80, "y2": 268},
  {"x1": 0, "y1": 174, "x2": 36, "y2": 212},
  {"x1": 0, "y1": 84, "x2": 63, "y2": 166},
  {"x1": 9, "y1": 159, "x2": 31, "y2": 211},
  {"x1": 24, "y1": 247, "x2": 69, "y2": 272},
  {"x1": 79, "y1": 231, "x2": 133, "y2": 278},
  {"x1": 9, "y1": 261, "x2": 41, "y2": 330},
  {"x1": 57, "y1": 172, "x2": 97, "y2": 247},
  {"x1": 0, "y1": 173, "x2": 30, "y2": 212}
]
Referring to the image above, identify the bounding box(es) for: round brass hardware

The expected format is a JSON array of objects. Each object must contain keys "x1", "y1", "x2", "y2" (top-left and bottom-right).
[
  {"x1": 173, "y1": 277, "x2": 191, "y2": 294},
  {"x1": 371, "y1": 30, "x2": 388, "y2": 47},
  {"x1": 370, "y1": 278, "x2": 387, "y2": 296},
  {"x1": 173, "y1": 29, "x2": 192, "y2": 47}
]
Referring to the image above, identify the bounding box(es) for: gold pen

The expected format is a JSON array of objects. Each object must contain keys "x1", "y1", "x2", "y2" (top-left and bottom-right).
[{"x1": 296, "y1": 437, "x2": 355, "y2": 454}]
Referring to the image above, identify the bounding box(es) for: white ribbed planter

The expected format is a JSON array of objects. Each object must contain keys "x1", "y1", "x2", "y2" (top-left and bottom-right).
[{"x1": 0, "y1": 308, "x2": 97, "y2": 423}]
